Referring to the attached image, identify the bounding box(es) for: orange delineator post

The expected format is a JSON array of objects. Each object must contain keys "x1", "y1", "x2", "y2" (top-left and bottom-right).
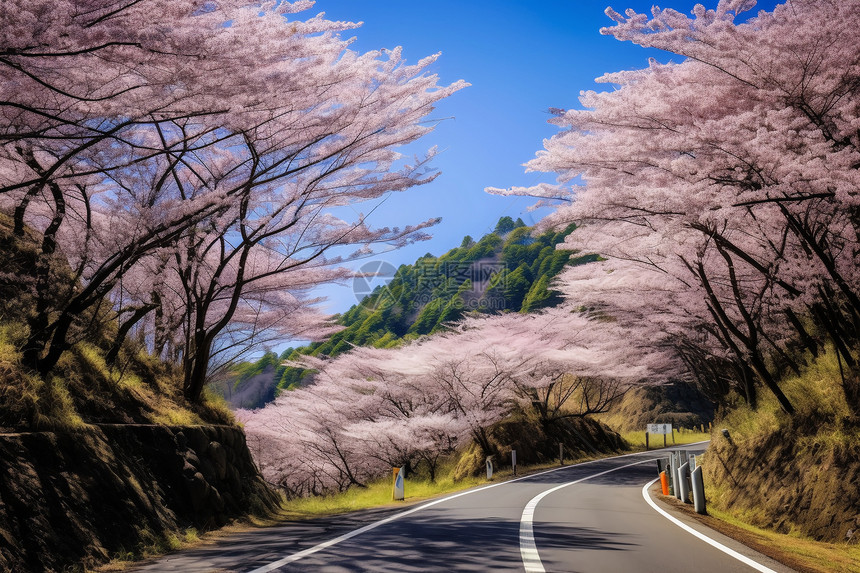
[{"x1": 659, "y1": 471, "x2": 670, "y2": 496}]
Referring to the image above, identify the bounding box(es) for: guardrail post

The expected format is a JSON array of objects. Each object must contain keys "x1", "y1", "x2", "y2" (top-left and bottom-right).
[
  {"x1": 678, "y1": 462, "x2": 690, "y2": 503},
  {"x1": 692, "y1": 465, "x2": 706, "y2": 514},
  {"x1": 668, "y1": 453, "x2": 677, "y2": 496}
]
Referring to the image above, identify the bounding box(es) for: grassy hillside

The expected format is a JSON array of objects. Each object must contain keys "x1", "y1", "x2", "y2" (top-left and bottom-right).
[
  {"x1": 597, "y1": 380, "x2": 715, "y2": 433},
  {"x1": 0, "y1": 215, "x2": 277, "y2": 573},
  {"x1": 221, "y1": 217, "x2": 594, "y2": 407},
  {"x1": 0, "y1": 213, "x2": 232, "y2": 432},
  {"x1": 702, "y1": 350, "x2": 860, "y2": 544}
]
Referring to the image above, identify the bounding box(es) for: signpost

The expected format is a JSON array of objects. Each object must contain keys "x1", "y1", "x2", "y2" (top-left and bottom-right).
[{"x1": 647, "y1": 423, "x2": 673, "y2": 448}]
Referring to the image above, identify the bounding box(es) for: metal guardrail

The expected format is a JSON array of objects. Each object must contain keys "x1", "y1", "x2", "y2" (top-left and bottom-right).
[{"x1": 658, "y1": 450, "x2": 707, "y2": 515}]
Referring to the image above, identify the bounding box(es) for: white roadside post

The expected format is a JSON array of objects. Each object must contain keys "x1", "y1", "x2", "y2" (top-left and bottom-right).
[
  {"x1": 486, "y1": 458, "x2": 494, "y2": 480},
  {"x1": 678, "y1": 461, "x2": 691, "y2": 503},
  {"x1": 393, "y1": 466, "x2": 405, "y2": 501},
  {"x1": 668, "y1": 453, "x2": 678, "y2": 496},
  {"x1": 692, "y1": 465, "x2": 707, "y2": 514}
]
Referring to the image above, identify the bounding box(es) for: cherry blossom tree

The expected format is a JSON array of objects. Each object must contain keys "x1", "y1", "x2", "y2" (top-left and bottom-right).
[
  {"x1": 0, "y1": 0, "x2": 466, "y2": 398},
  {"x1": 290, "y1": 346, "x2": 468, "y2": 481},
  {"x1": 241, "y1": 303, "x2": 670, "y2": 492},
  {"x1": 495, "y1": 0, "x2": 860, "y2": 414}
]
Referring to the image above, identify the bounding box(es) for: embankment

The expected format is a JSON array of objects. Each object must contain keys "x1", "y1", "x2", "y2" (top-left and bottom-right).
[
  {"x1": 454, "y1": 415, "x2": 627, "y2": 478},
  {"x1": 0, "y1": 424, "x2": 279, "y2": 573},
  {"x1": 704, "y1": 416, "x2": 860, "y2": 543}
]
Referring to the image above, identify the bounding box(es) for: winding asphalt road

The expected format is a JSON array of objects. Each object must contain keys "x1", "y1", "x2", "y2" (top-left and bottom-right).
[{"x1": 129, "y1": 445, "x2": 794, "y2": 573}]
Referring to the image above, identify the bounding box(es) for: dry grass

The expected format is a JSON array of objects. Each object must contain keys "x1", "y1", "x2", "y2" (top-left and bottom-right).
[
  {"x1": 621, "y1": 428, "x2": 711, "y2": 450},
  {"x1": 270, "y1": 447, "x2": 622, "y2": 521},
  {"x1": 656, "y1": 488, "x2": 860, "y2": 573},
  {"x1": 94, "y1": 527, "x2": 202, "y2": 572},
  {"x1": 704, "y1": 351, "x2": 858, "y2": 524},
  {"x1": 706, "y1": 506, "x2": 860, "y2": 573},
  {"x1": 0, "y1": 324, "x2": 42, "y2": 430},
  {"x1": 277, "y1": 473, "x2": 488, "y2": 520},
  {"x1": 697, "y1": 349, "x2": 860, "y2": 567},
  {"x1": 0, "y1": 330, "x2": 236, "y2": 430}
]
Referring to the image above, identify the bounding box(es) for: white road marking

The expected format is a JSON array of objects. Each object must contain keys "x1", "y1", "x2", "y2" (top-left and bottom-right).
[
  {"x1": 519, "y1": 458, "x2": 657, "y2": 573},
  {"x1": 247, "y1": 446, "x2": 696, "y2": 572},
  {"x1": 641, "y1": 478, "x2": 778, "y2": 573},
  {"x1": 247, "y1": 466, "x2": 541, "y2": 572}
]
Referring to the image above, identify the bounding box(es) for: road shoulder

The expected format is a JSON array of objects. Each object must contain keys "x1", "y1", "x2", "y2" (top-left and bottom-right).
[{"x1": 646, "y1": 482, "x2": 806, "y2": 573}]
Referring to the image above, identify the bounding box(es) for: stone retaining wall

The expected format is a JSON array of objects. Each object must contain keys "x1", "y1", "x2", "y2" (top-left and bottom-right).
[{"x1": 0, "y1": 424, "x2": 279, "y2": 572}]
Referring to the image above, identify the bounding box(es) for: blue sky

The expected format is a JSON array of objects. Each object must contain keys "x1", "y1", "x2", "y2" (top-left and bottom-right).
[{"x1": 309, "y1": 0, "x2": 781, "y2": 314}]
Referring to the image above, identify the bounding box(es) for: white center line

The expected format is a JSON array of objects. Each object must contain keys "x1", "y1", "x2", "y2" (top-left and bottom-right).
[
  {"x1": 519, "y1": 459, "x2": 657, "y2": 573},
  {"x1": 248, "y1": 447, "x2": 692, "y2": 572},
  {"x1": 247, "y1": 460, "x2": 562, "y2": 572}
]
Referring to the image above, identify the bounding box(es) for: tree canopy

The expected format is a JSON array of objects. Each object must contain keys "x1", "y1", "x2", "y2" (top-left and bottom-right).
[
  {"x1": 495, "y1": 0, "x2": 860, "y2": 415},
  {"x1": 225, "y1": 218, "x2": 586, "y2": 404},
  {"x1": 0, "y1": 0, "x2": 465, "y2": 401},
  {"x1": 238, "y1": 0, "x2": 860, "y2": 498}
]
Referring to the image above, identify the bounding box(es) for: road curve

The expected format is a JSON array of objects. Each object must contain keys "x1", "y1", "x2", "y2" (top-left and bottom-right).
[{"x1": 129, "y1": 446, "x2": 794, "y2": 573}]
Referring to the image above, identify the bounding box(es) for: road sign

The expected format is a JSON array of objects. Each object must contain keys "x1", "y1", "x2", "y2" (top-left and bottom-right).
[{"x1": 647, "y1": 423, "x2": 673, "y2": 435}]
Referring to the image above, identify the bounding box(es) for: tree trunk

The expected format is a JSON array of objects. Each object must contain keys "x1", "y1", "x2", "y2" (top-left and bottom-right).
[
  {"x1": 785, "y1": 308, "x2": 819, "y2": 358},
  {"x1": 183, "y1": 332, "x2": 212, "y2": 402},
  {"x1": 106, "y1": 304, "x2": 157, "y2": 365},
  {"x1": 749, "y1": 354, "x2": 795, "y2": 415},
  {"x1": 842, "y1": 372, "x2": 860, "y2": 417},
  {"x1": 473, "y1": 428, "x2": 494, "y2": 458},
  {"x1": 35, "y1": 310, "x2": 77, "y2": 377}
]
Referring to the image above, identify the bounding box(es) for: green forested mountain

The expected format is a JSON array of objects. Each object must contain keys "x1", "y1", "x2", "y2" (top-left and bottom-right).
[{"x1": 220, "y1": 217, "x2": 594, "y2": 407}]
